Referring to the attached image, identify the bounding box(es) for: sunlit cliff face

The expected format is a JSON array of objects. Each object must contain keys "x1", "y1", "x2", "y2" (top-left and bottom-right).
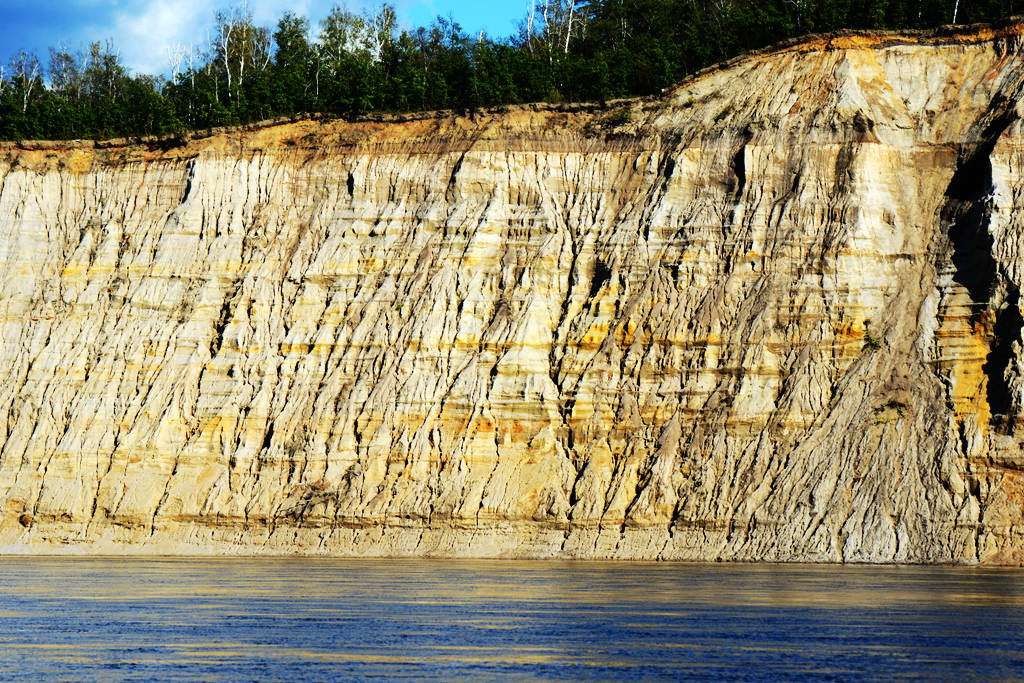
[{"x1": 1, "y1": 24, "x2": 1024, "y2": 563}]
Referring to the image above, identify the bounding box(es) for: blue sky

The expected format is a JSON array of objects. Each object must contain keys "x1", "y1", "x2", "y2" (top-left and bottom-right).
[{"x1": 0, "y1": 1, "x2": 528, "y2": 75}]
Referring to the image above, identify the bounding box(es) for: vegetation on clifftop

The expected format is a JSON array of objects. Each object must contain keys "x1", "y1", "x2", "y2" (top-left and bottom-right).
[{"x1": 0, "y1": 0, "x2": 1021, "y2": 140}]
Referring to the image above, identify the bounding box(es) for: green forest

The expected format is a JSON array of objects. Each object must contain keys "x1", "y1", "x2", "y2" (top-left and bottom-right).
[{"x1": 0, "y1": 0, "x2": 1020, "y2": 140}]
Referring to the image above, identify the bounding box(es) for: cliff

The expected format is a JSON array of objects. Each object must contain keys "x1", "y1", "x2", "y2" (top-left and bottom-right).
[{"x1": 2, "y1": 22, "x2": 1024, "y2": 563}]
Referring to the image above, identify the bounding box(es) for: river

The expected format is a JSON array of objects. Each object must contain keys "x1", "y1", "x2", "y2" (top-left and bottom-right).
[{"x1": 0, "y1": 558, "x2": 1021, "y2": 680}]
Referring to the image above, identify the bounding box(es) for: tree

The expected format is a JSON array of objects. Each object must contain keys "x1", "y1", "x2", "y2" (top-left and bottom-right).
[
  {"x1": 319, "y1": 5, "x2": 369, "y2": 64},
  {"x1": 213, "y1": 4, "x2": 272, "y2": 105},
  {"x1": 364, "y1": 3, "x2": 398, "y2": 61},
  {"x1": 9, "y1": 50, "x2": 41, "y2": 113},
  {"x1": 49, "y1": 44, "x2": 88, "y2": 100},
  {"x1": 84, "y1": 41, "x2": 127, "y2": 101},
  {"x1": 273, "y1": 12, "x2": 313, "y2": 113},
  {"x1": 317, "y1": 5, "x2": 373, "y2": 113}
]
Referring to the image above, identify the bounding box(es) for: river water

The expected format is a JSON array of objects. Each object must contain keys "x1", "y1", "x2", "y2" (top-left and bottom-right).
[{"x1": 0, "y1": 557, "x2": 1021, "y2": 680}]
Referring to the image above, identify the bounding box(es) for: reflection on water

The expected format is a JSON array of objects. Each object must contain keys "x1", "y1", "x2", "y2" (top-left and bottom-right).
[{"x1": 0, "y1": 557, "x2": 1022, "y2": 680}]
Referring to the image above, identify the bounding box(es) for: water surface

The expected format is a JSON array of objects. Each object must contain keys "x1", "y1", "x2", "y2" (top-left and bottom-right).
[{"x1": 0, "y1": 557, "x2": 1021, "y2": 680}]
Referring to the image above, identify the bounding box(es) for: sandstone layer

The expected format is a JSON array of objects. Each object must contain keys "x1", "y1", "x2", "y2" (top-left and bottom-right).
[{"x1": 2, "y1": 23, "x2": 1024, "y2": 562}]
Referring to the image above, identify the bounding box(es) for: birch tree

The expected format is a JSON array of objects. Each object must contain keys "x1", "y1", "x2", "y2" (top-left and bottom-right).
[
  {"x1": 363, "y1": 4, "x2": 397, "y2": 61},
  {"x1": 213, "y1": 4, "x2": 272, "y2": 102},
  {"x1": 84, "y1": 41, "x2": 126, "y2": 101},
  {"x1": 520, "y1": 0, "x2": 588, "y2": 55},
  {"x1": 49, "y1": 44, "x2": 88, "y2": 99},
  {"x1": 527, "y1": 0, "x2": 536, "y2": 51},
  {"x1": 9, "y1": 50, "x2": 41, "y2": 113},
  {"x1": 319, "y1": 5, "x2": 368, "y2": 64},
  {"x1": 165, "y1": 42, "x2": 190, "y2": 83}
]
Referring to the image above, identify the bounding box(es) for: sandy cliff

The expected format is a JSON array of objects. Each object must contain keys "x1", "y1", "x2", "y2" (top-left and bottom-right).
[{"x1": 2, "y1": 22, "x2": 1024, "y2": 562}]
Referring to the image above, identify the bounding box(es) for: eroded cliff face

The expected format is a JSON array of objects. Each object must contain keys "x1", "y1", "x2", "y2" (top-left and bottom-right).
[{"x1": 2, "y1": 24, "x2": 1024, "y2": 562}]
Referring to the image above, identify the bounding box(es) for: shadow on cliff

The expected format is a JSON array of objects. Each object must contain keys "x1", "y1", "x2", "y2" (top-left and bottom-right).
[{"x1": 941, "y1": 94, "x2": 1023, "y2": 430}]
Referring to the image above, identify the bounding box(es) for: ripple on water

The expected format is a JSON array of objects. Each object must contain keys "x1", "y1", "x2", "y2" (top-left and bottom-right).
[{"x1": 0, "y1": 558, "x2": 1022, "y2": 680}]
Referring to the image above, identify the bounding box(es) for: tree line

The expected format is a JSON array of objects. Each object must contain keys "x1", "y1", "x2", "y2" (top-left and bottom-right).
[{"x1": 0, "y1": 0, "x2": 1020, "y2": 140}]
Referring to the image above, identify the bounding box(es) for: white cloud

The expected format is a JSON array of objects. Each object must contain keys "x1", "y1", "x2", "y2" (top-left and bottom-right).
[
  {"x1": 106, "y1": 0, "x2": 362, "y2": 75},
  {"x1": 108, "y1": 0, "x2": 213, "y2": 75}
]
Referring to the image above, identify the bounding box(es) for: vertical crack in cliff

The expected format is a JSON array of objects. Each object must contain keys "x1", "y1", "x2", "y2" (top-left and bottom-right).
[
  {"x1": 720, "y1": 127, "x2": 755, "y2": 274},
  {"x1": 209, "y1": 280, "x2": 242, "y2": 358},
  {"x1": 941, "y1": 99, "x2": 1020, "y2": 430},
  {"x1": 728, "y1": 140, "x2": 747, "y2": 200},
  {"x1": 944, "y1": 116, "x2": 1007, "y2": 305},
  {"x1": 985, "y1": 287, "x2": 1023, "y2": 430},
  {"x1": 588, "y1": 258, "x2": 611, "y2": 300},
  {"x1": 181, "y1": 159, "x2": 196, "y2": 204}
]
